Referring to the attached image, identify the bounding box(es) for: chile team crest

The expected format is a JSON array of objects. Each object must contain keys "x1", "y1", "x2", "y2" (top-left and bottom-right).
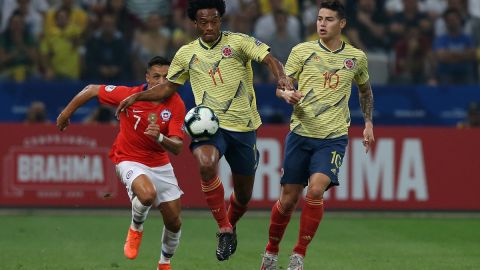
[
  {"x1": 161, "y1": 109, "x2": 172, "y2": 121},
  {"x1": 343, "y1": 58, "x2": 356, "y2": 70},
  {"x1": 222, "y1": 46, "x2": 233, "y2": 58}
]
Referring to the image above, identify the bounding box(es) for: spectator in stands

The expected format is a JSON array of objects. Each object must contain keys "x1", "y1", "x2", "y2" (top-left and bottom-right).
[
  {"x1": 346, "y1": 0, "x2": 389, "y2": 52},
  {"x1": 389, "y1": 0, "x2": 433, "y2": 44},
  {"x1": 84, "y1": 13, "x2": 131, "y2": 82},
  {"x1": 392, "y1": 26, "x2": 433, "y2": 84},
  {"x1": 259, "y1": 0, "x2": 298, "y2": 16},
  {"x1": 24, "y1": 101, "x2": 49, "y2": 123},
  {"x1": 40, "y1": 8, "x2": 82, "y2": 80},
  {"x1": 104, "y1": 0, "x2": 139, "y2": 42},
  {"x1": 126, "y1": 0, "x2": 170, "y2": 22},
  {"x1": 0, "y1": 11, "x2": 38, "y2": 82},
  {"x1": 264, "y1": 9, "x2": 300, "y2": 82},
  {"x1": 433, "y1": 8, "x2": 477, "y2": 84},
  {"x1": 83, "y1": 104, "x2": 116, "y2": 124},
  {"x1": 254, "y1": 0, "x2": 301, "y2": 42},
  {"x1": 434, "y1": 0, "x2": 472, "y2": 38},
  {"x1": 44, "y1": 0, "x2": 88, "y2": 37},
  {"x1": 0, "y1": 0, "x2": 48, "y2": 39},
  {"x1": 132, "y1": 13, "x2": 171, "y2": 81}
]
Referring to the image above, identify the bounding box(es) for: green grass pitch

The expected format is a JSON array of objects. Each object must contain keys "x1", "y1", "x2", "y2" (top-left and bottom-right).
[{"x1": 1, "y1": 210, "x2": 479, "y2": 270}]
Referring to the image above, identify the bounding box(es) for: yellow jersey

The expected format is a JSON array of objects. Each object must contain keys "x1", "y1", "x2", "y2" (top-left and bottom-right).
[
  {"x1": 167, "y1": 31, "x2": 270, "y2": 132},
  {"x1": 285, "y1": 40, "x2": 369, "y2": 139}
]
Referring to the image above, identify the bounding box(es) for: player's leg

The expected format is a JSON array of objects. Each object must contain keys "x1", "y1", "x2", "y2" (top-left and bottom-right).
[
  {"x1": 149, "y1": 163, "x2": 183, "y2": 270},
  {"x1": 190, "y1": 133, "x2": 233, "y2": 261},
  {"x1": 288, "y1": 136, "x2": 347, "y2": 270},
  {"x1": 116, "y1": 161, "x2": 157, "y2": 260},
  {"x1": 261, "y1": 132, "x2": 310, "y2": 270},
  {"x1": 157, "y1": 199, "x2": 182, "y2": 270},
  {"x1": 223, "y1": 130, "x2": 259, "y2": 227}
]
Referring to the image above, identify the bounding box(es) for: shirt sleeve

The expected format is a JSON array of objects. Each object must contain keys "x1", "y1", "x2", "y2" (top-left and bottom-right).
[
  {"x1": 285, "y1": 45, "x2": 303, "y2": 81},
  {"x1": 354, "y1": 52, "x2": 370, "y2": 85},
  {"x1": 240, "y1": 34, "x2": 271, "y2": 63},
  {"x1": 97, "y1": 85, "x2": 136, "y2": 106},
  {"x1": 167, "y1": 95, "x2": 186, "y2": 140},
  {"x1": 167, "y1": 46, "x2": 190, "y2": 85}
]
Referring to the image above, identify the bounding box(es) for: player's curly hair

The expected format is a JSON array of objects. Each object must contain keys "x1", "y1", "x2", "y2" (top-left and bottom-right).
[{"x1": 187, "y1": 0, "x2": 226, "y2": 21}]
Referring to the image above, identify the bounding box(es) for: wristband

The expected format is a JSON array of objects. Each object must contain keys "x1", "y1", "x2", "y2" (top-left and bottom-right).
[{"x1": 157, "y1": 133, "x2": 164, "y2": 143}]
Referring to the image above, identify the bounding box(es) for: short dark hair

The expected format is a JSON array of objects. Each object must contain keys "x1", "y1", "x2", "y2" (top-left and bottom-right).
[
  {"x1": 320, "y1": 0, "x2": 346, "y2": 19},
  {"x1": 187, "y1": 0, "x2": 226, "y2": 21},
  {"x1": 148, "y1": 56, "x2": 171, "y2": 69}
]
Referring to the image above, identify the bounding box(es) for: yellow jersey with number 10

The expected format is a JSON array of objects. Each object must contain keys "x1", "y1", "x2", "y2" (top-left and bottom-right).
[
  {"x1": 167, "y1": 31, "x2": 271, "y2": 132},
  {"x1": 285, "y1": 40, "x2": 369, "y2": 139}
]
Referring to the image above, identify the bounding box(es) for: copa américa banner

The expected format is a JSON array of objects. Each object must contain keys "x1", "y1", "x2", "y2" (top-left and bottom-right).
[{"x1": 0, "y1": 124, "x2": 479, "y2": 210}]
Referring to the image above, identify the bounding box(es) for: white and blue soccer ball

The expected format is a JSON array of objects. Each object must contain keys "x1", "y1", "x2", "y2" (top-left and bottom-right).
[{"x1": 184, "y1": 106, "x2": 219, "y2": 139}]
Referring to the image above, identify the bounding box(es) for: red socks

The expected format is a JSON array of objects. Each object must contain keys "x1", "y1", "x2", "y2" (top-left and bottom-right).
[
  {"x1": 201, "y1": 176, "x2": 232, "y2": 231},
  {"x1": 227, "y1": 193, "x2": 248, "y2": 227},
  {"x1": 265, "y1": 200, "x2": 293, "y2": 254},
  {"x1": 293, "y1": 196, "x2": 324, "y2": 257}
]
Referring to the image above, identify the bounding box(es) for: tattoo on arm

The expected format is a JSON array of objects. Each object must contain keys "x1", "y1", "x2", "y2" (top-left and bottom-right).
[{"x1": 358, "y1": 81, "x2": 374, "y2": 123}]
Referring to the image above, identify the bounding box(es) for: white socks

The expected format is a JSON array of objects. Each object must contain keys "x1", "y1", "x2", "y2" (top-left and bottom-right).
[
  {"x1": 131, "y1": 196, "x2": 151, "y2": 231},
  {"x1": 159, "y1": 226, "x2": 181, "y2": 264}
]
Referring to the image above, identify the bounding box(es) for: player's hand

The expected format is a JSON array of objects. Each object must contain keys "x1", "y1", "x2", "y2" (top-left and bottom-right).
[
  {"x1": 277, "y1": 76, "x2": 295, "y2": 92},
  {"x1": 56, "y1": 112, "x2": 70, "y2": 131},
  {"x1": 362, "y1": 122, "x2": 375, "y2": 153},
  {"x1": 280, "y1": 89, "x2": 303, "y2": 105},
  {"x1": 144, "y1": 123, "x2": 161, "y2": 139},
  {"x1": 115, "y1": 93, "x2": 138, "y2": 119}
]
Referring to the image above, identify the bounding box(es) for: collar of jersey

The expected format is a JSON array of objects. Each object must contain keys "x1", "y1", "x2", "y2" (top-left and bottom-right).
[
  {"x1": 318, "y1": 39, "x2": 345, "y2": 54},
  {"x1": 198, "y1": 32, "x2": 223, "y2": 50}
]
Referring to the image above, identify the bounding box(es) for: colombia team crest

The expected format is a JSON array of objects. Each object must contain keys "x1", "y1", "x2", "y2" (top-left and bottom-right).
[
  {"x1": 343, "y1": 58, "x2": 356, "y2": 70},
  {"x1": 222, "y1": 46, "x2": 233, "y2": 58}
]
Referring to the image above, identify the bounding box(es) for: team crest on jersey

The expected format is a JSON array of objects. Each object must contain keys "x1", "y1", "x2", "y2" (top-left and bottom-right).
[
  {"x1": 160, "y1": 109, "x2": 172, "y2": 121},
  {"x1": 221, "y1": 46, "x2": 233, "y2": 58},
  {"x1": 105, "y1": 85, "x2": 116, "y2": 92},
  {"x1": 343, "y1": 58, "x2": 356, "y2": 70}
]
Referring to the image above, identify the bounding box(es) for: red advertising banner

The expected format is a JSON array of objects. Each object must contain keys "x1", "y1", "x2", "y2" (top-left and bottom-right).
[{"x1": 0, "y1": 124, "x2": 479, "y2": 210}]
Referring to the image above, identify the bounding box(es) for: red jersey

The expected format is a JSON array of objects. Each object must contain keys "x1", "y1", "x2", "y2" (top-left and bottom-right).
[{"x1": 98, "y1": 84, "x2": 186, "y2": 167}]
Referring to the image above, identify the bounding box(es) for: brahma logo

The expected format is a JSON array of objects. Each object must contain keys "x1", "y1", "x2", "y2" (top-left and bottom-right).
[
  {"x1": 221, "y1": 46, "x2": 233, "y2": 58},
  {"x1": 343, "y1": 58, "x2": 356, "y2": 70},
  {"x1": 161, "y1": 109, "x2": 172, "y2": 121},
  {"x1": 1, "y1": 126, "x2": 117, "y2": 202}
]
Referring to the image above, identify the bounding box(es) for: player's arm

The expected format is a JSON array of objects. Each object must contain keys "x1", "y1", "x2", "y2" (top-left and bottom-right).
[
  {"x1": 116, "y1": 81, "x2": 179, "y2": 117},
  {"x1": 144, "y1": 124, "x2": 183, "y2": 155},
  {"x1": 275, "y1": 77, "x2": 302, "y2": 105},
  {"x1": 57, "y1": 84, "x2": 101, "y2": 131},
  {"x1": 357, "y1": 80, "x2": 375, "y2": 153},
  {"x1": 262, "y1": 53, "x2": 295, "y2": 91}
]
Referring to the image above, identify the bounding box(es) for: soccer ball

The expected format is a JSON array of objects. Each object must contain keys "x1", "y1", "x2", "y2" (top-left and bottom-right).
[{"x1": 184, "y1": 106, "x2": 219, "y2": 140}]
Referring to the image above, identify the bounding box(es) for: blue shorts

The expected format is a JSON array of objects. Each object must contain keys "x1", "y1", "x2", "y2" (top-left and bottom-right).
[
  {"x1": 281, "y1": 132, "x2": 348, "y2": 189},
  {"x1": 189, "y1": 129, "x2": 259, "y2": 176}
]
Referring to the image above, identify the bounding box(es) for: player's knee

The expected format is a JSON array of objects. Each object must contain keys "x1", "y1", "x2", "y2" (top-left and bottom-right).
[
  {"x1": 198, "y1": 163, "x2": 217, "y2": 180},
  {"x1": 137, "y1": 188, "x2": 157, "y2": 206},
  {"x1": 307, "y1": 185, "x2": 325, "y2": 199}
]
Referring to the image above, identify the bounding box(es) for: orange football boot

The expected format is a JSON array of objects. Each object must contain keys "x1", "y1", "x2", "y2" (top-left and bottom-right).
[
  {"x1": 157, "y1": 263, "x2": 172, "y2": 270},
  {"x1": 124, "y1": 227, "x2": 143, "y2": 259}
]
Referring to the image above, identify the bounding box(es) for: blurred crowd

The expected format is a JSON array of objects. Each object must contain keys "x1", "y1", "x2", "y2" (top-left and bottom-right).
[{"x1": 0, "y1": 0, "x2": 479, "y2": 85}]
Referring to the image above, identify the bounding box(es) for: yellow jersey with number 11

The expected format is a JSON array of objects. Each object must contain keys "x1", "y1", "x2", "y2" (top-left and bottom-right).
[{"x1": 167, "y1": 31, "x2": 271, "y2": 132}]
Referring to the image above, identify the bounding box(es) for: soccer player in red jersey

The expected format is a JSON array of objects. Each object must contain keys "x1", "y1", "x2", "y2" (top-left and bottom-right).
[
  {"x1": 56, "y1": 57, "x2": 185, "y2": 270},
  {"x1": 114, "y1": 0, "x2": 295, "y2": 262}
]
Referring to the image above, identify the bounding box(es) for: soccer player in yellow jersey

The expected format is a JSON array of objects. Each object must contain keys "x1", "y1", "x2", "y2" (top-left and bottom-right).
[
  {"x1": 115, "y1": 0, "x2": 294, "y2": 262},
  {"x1": 260, "y1": 1, "x2": 375, "y2": 270}
]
